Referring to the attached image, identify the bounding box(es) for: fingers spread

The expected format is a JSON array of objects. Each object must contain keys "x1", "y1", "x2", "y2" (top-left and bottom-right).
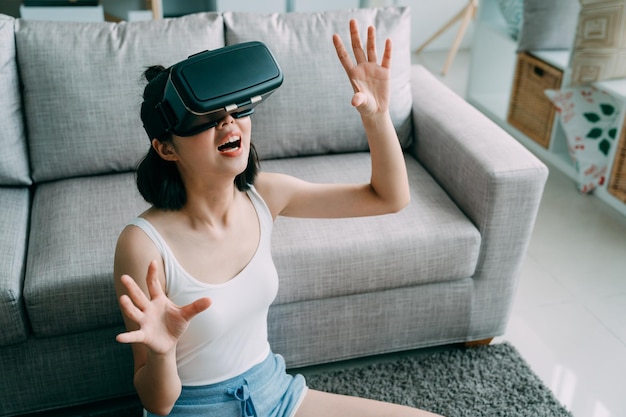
[
  {"x1": 181, "y1": 297, "x2": 212, "y2": 322},
  {"x1": 146, "y1": 259, "x2": 164, "y2": 299},
  {"x1": 333, "y1": 33, "x2": 354, "y2": 74},
  {"x1": 120, "y1": 274, "x2": 150, "y2": 311},
  {"x1": 116, "y1": 329, "x2": 145, "y2": 345},
  {"x1": 367, "y1": 25, "x2": 377, "y2": 63},
  {"x1": 349, "y1": 19, "x2": 366, "y2": 63},
  {"x1": 118, "y1": 293, "x2": 144, "y2": 323},
  {"x1": 381, "y1": 38, "x2": 392, "y2": 69}
]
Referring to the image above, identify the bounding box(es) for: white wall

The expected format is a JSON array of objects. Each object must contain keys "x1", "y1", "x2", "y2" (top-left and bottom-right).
[
  {"x1": 0, "y1": 0, "x2": 476, "y2": 52},
  {"x1": 399, "y1": 0, "x2": 475, "y2": 52},
  {"x1": 296, "y1": 0, "x2": 476, "y2": 52},
  {"x1": 219, "y1": 0, "x2": 476, "y2": 52}
]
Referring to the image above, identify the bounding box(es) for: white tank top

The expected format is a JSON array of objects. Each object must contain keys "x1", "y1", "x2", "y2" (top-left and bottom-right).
[{"x1": 127, "y1": 186, "x2": 278, "y2": 386}]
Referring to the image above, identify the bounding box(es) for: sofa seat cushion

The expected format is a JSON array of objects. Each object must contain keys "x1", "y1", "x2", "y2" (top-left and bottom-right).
[
  {"x1": 15, "y1": 13, "x2": 225, "y2": 183},
  {"x1": 23, "y1": 152, "x2": 480, "y2": 338},
  {"x1": 224, "y1": 7, "x2": 412, "y2": 160},
  {"x1": 0, "y1": 188, "x2": 31, "y2": 346},
  {"x1": 24, "y1": 173, "x2": 149, "y2": 338},
  {"x1": 263, "y1": 153, "x2": 481, "y2": 305},
  {"x1": 0, "y1": 15, "x2": 30, "y2": 186}
]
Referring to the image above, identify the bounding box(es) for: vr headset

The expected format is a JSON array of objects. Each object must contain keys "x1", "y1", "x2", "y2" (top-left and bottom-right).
[{"x1": 144, "y1": 41, "x2": 283, "y2": 139}]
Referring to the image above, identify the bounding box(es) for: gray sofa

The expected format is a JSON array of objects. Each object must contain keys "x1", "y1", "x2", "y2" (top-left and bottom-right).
[{"x1": 0, "y1": 7, "x2": 548, "y2": 416}]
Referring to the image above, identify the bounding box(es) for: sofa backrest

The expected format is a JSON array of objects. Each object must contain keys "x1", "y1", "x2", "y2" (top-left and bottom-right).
[
  {"x1": 15, "y1": 13, "x2": 225, "y2": 183},
  {"x1": 224, "y1": 7, "x2": 413, "y2": 160},
  {"x1": 0, "y1": 15, "x2": 30, "y2": 186},
  {"x1": 12, "y1": 7, "x2": 411, "y2": 183}
]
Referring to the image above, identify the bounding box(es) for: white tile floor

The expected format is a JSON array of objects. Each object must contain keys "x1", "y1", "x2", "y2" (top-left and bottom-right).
[{"x1": 413, "y1": 49, "x2": 626, "y2": 417}]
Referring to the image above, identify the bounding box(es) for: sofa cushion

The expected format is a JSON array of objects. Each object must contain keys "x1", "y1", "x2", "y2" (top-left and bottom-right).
[
  {"x1": 23, "y1": 154, "x2": 480, "y2": 337},
  {"x1": 545, "y1": 85, "x2": 620, "y2": 193},
  {"x1": 24, "y1": 173, "x2": 149, "y2": 337},
  {"x1": 0, "y1": 15, "x2": 30, "y2": 186},
  {"x1": 224, "y1": 7, "x2": 413, "y2": 160},
  {"x1": 516, "y1": 0, "x2": 580, "y2": 52},
  {"x1": 495, "y1": 0, "x2": 523, "y2": 40},
  {"x1": 0, "y1": 188, "x2": 31, "y2": 346},
  {"x1": 15, "y1": 13, "x2": 225, "y2": 183},
  {"x1": 570, "y1": 0, "x2": 626, "y2": 85},
  {"x1": 263, "y1": 153, "x2": 481, "y2": 305}
]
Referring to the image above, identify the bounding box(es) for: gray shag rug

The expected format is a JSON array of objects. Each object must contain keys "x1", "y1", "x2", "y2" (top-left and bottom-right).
[
  {"x1": 28, "y1": 342, "x2": 572, "y2": 417},
  {"x1": 302, "y1": 343, "x2": 573, "y2": 417}
]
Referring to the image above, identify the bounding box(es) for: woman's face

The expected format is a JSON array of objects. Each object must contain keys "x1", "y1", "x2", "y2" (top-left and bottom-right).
[{"x1": 168, "y1": 114, "x2": 252, "y2": 182}]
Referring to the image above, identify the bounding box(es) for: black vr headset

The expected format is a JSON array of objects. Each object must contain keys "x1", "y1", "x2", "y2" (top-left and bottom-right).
[{"x1": 143, "y1": 41, "x2": 283, "y2": 139}]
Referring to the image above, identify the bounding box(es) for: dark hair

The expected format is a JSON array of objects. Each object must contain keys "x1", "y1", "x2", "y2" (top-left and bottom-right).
[{"x1": 136, "y1": 65, "x2": 260, "y2": 211}]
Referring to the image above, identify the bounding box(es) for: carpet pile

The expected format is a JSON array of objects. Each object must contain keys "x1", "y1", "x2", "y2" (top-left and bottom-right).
[
  {"x1": 303, "y1": 343, "x2": 572, "y2": 417},
  {"x1": 29, "y1": 342, "x2": 572, "y2": 417}
]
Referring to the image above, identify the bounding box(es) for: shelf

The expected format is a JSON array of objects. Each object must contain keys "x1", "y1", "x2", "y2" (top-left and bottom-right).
[
  {"x1": 466, "y1": 23, "x2": 517, "y2": 107},
  {"x1": 467, "y1": 93, "x2": 509, "y2": 121},
  {"x1": 529, "y1": 50, "x2": 626, "y2": 99},
  {"x1": 467, "y1": 0, "x2": 626, "y2": 217},
  {"x1": 530, "y1": 50, "x2": 570, "y2": 70},
  {"x1": 469, "y1": 94, "x2": 578, "y2": 181},
  {"x1": 477, "y1": 0, "x2": 513, "y2": 40},
  {"x1": 505, "y1": 122, "x2": 578, "y2": 181},
  {"x1": 596, "y1": 78, "x2": 626, "y2": 100}
]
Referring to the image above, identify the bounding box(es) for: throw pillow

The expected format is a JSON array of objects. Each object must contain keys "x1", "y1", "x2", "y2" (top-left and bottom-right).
[
  {"x1": 223, "y1": 7, "x2": 412, "y2": 160},
  {"x1": 517, "y1": 0, "x2": 580, "y2": 52},
  {"x1": 545, "y1": 85, "x2": 622, "y2": 193},
  {"x1": 569, "y1": 0, "x2": 626, "y2": 85},
  {"x1": 496, "y1": 0, "x2": 523, "y2": 40},
  {"x1": 15, "y1": 13, "x2": 225, "y2": 183}
]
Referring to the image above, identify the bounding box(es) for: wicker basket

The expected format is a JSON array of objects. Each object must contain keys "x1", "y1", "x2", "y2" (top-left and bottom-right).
[
  {"x1": 507, "y1": 53, "x2": 563, "y2": 148},
  {"x1": 608, "y1": 120, "x2": 626, "y2": 203}
]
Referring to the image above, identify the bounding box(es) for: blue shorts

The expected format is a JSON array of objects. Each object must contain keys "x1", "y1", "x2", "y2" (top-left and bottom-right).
[{"x1": 145, "y1": 352, "x2": 308, "y2": 417}]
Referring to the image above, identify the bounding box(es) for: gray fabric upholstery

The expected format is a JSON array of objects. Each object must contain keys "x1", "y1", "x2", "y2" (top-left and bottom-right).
[
  {"x1": 15, "y1": 13, "x2": 225, "y2": 183},
  {"x1": 0, "y1": 15, "x2": 30, "y2": 186},
  {"x1": 23, "y1": 154, "x2": 481, "y2": 338},
  {"x1": 0, "y1": 326, "x2": 133, "y2": 416},
  {"x1": 516, "y1": 0, "x2": 580, "y2": 52},
  {"x1": 270, "y1": 279, "x2": 473, "y2": 367},
  {"x1": 0, "y1": 8, "x2": 549, "y2": 416},
  {"x1": 25, "y1": 173, "x2": 149, "y2": 337},
  {"x1": 224, "y1": 8, "x2": 413, "y2": 159},
  {"x1": 410, "y1": 65, "x2": 549, "y2": 339},
  {"x1": 263, "y1": 153, "x2": 481, "y2": 305},
  {"x1": 0, "y1": 188, "x2": 30, "y2": 346}
]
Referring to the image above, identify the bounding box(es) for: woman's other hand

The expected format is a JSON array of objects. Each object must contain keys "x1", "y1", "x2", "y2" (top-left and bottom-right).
[{"x1": 116, "y1": 259, "x2": 211, "y2": 355}]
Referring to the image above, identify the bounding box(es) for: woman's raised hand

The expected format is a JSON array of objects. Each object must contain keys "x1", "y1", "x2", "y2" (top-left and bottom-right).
[
  {"x1": 333, "y1": 19, "x2": 392, "y2": 117},
  {"x1": 116, "y1": 260, "x2": 211, "y2": 355}
]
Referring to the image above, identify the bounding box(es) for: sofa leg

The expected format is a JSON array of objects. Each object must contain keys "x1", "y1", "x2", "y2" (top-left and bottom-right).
[{"x1": 464, "y1": 337, "x2": 494, "y2": 347}]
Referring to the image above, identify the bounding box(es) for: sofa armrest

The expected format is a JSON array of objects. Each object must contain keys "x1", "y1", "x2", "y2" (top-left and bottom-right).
[
  {"x1": 409, "y1": 65, "x2": 549, "y2": 339},
  {"x1": 0, "y1": 187, "x2": 30, "y2": 346}
]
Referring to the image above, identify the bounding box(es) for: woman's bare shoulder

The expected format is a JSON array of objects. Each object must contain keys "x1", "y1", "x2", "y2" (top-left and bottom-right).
[{"x1": 114, "y1": 213, "x2": 163, "y2": 284}]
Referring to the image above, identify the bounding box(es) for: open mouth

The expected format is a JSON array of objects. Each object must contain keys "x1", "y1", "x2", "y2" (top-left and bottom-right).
[{"x1": 217, "y1": 136, "x2": 242, "y2": 153}]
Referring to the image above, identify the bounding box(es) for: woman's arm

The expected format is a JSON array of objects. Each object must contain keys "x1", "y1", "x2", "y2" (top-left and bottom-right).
[
  {"x1": 256, "y1": 20, "x2": 409, "y2": 219},
  {"x1": 114, "y1": 227, "x2": 211, "y2": 415}
]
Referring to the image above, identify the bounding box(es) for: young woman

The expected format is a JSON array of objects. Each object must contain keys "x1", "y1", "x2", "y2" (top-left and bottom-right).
[{"x1": 114, "y1": 19, "x2": 443, "y2": 417}]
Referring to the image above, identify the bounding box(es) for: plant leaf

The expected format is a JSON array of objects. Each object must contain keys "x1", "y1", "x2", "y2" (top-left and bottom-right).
[
  {"x1": 584, "y1": 112, "x2": 600, "y2": 123},
  {"x1": 587, "y1": 128, "x2": 603, "y2": 139},
  {"x1": 599, "y1": 139, "x2": 611, "y2": 156},
  {"x1": 600, "y1": 103, "x2": 615, "y2": 116},
  {"x1": 609, "y1": 128, "x2": 617, "y2": 139}
]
